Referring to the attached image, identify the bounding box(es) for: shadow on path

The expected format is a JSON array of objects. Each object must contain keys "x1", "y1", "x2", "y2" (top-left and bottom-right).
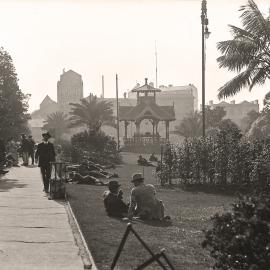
[
  {"x1": 23, "y1": 164, "x2": 38, "y2": 169},
  {"x1": 0, "y1": 178, "x2": 27, "y2": 192}
]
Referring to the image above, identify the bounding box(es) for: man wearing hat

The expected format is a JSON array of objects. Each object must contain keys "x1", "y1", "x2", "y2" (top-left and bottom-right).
[
  {"x1": 35, "y1": 132, "x2": 56, "y2": 193},
  {"x1": 21, "y1": 134, "x2": 30, "y2": 166},
  {"x1": 103, "y1": 180, "x2": 128, "y2": 218},
  {"x1": 127, "y1": 173, "x2": 164, "y2": 220},
  {"x1": 28, "y1": 135, "x2": 36, "y2": 165}
]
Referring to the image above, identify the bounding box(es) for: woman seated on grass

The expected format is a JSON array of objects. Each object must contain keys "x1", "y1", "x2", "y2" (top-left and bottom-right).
[
  {"x1": 103, "y1": 180, "x2": 128, "y2": 218},
  {"x1": 69, "y1": 172, "x2": 108, "y2": 186}
]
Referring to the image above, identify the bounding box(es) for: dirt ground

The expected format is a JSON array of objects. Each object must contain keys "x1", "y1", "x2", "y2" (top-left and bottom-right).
[{"x1": 66, "y1": 152, "x2": 235, "y2": 270}]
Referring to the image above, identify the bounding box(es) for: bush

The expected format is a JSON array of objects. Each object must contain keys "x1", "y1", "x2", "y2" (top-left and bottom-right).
[
  {"x1": 202, "y1": 190, "x2": 270, "y2": 269},
  {"x1": 159, "y1": 127, "x2": 270, "y2": 192},
  {"x1": 70, "y1": 130, "x2": 122, "y2": 165}
]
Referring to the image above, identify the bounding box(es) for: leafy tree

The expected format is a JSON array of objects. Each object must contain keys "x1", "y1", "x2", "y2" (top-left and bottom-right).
[
  {"x1": 174, "y1": 108, "x2": 226, "y2": 139},
  {"x1": 174, "y1": 112, "x2": 202, "y2": 138},
  {"x1": 262, "y1": 91, "x2": 270, "y2": 113},
  {"x1": 205, "y1": 106, "x2": 226, "y2": 129},
  {"x1": 218, "y1": 119, "x2": 241, "y2": 135},
  {"x1": 0, "y1": 47, "x2": 30, "y2": 140},
  {"x1": 42, "y1": 111, "x2": 70, "y2": 142},
  {"x1": 69, "y1": 94, "x2": 114, "y2": 132},
  {"x1": 247, "y1": 113, "x2": 270, "y2": 140},
  {"x1": 217, "y1": 0, "x2": 270, "y2": 99},
  {"x1": 240, "y1": 110, "x2": 260, "y2": 132}
]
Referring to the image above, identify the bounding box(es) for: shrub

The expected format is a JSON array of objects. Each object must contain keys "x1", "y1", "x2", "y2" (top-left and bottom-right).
[
  {"x1": 71, "y1": 130, "x2": 122, "y2": 165},
  {"x1": 202, "y1": 190, "x2": 270, "y2": 269},
  {"x1": 159, "y1": 126, "x2": 270, "y2": 192}
]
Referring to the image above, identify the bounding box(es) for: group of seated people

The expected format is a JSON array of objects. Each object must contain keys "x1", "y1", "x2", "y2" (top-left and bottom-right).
[
  {"x1": 67, "y1": 160, "x2": 118, "y2": 186},
  {"x1": 137, "y1": 154, "x2": 157, "y2": 167},
  {"x1": 103, "y1": 172, "x2": 170, "y2": 222},
  {"x1": 67, "y1": 159, "x2": 169, "y2": 222}
]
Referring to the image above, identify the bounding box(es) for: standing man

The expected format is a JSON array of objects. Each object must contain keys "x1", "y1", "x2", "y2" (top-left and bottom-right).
[
  {"x1": 28, "y1": 135, "x2": 35, "y2": 165},
  {"x1": 35, "y1": 132, "x2": 55, "y2": 193},
  {"x1": 21, "y1": 134, "x2": 30, "y2": 166}
]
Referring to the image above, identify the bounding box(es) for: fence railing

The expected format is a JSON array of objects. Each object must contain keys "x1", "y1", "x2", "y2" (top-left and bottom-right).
[{"x1": 124, "y1": 137, "x2": 167, "y2": 146}]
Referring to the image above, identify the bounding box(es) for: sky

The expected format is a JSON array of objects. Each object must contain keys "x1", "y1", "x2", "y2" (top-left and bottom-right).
[{"x1": 0, "y1": 0, "x2": 269, "y2": 112}]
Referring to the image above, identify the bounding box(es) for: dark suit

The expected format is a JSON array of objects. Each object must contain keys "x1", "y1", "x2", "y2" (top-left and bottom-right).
[
  {"x1": 103, "y1": 191, "x2": 128, "y2": 218},
  {"x1": 35, "y1": 142, "x2": 55, "y2": 191}
]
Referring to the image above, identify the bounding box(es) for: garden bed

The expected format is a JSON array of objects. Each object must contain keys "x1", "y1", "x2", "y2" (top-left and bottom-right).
[{"x1": 66, "y1": 153, "x2": 235, "y2": 270}]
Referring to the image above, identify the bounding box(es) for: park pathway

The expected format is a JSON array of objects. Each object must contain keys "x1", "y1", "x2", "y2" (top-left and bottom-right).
[{"x1": 0, "y1": 165, "x2": 84, "y2": 270}]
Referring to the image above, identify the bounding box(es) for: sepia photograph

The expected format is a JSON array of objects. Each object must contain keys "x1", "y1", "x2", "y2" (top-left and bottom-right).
[{"x1": 0, "y1": 0, "x2": 270, "y2": 269}]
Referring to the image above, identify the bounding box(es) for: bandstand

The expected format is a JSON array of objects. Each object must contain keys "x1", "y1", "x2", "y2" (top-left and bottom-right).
[{"x1": 119, "y1": 78, "x2": 175, "y2": 150}]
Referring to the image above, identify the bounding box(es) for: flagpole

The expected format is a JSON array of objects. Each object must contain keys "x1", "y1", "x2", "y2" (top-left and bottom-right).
[
  {"x1": 116, "y1": 74, "x2": 120, "y2": 150},
  {"x1": 102, "y1": 75, "x2": 104, "y2": 98},
  {"x1": 155, "y1": 40, "x2": 158, "y2": 88}
]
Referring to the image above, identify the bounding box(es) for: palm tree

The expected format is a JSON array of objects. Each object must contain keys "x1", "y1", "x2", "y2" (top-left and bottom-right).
[
  {"x1": 43, "y1": 111, "x2": 70, "y2": 141},
  {"x1": 69, "y1": 95, "x2": 114, "y2": 132},
  {"x1": 173, "y1": 112, "x2": 202, "y2": 138},
  {"x1": 217, "y1": 0, "x2": 270, "y2": 99}
]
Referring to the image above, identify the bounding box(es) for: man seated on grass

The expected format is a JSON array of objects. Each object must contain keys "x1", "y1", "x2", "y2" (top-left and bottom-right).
[
  {"x1": 69, "y1": 172, "x2": 108, "y2": 186},
  {"x1": 137, "y1": 155, "x2": 155, "y2": 167},
  {"x1": 127, "y1": 173, "x2": 169, "y2": 221},
  {"x1": 103, "y1": 180, "x2": 128, "y2": 218}
]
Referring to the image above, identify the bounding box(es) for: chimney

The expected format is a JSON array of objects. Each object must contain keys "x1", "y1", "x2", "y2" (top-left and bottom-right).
[
  {"x1": 254, "y1": 99, "x2": 258, "y2": 104},
  {"x1": 123, "y1": 92, "x2": 127, "y2": 99},
  {"x1": 145, "y1": 78, "x2": 148, "y2": 85},
  {"x1": 230, "y1": 100, "x2": 235, "y2": 104},
  {"x1": 209, "y1": 100, "x2": 213, "y2": 106}
]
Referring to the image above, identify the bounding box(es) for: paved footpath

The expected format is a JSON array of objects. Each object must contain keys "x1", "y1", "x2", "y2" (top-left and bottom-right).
[{"x1": 0, "y1": 165, "x2": 84, "y2": 270}]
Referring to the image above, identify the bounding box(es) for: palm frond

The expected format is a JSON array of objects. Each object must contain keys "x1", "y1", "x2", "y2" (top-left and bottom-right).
[
  {"x1": 69, "y1": 96, "x2": 114, "y2": 131},
  {"x1": 217, "y1": 1, "x2": 270, "y2": 99},
  {"x1": 228, "y1": 25, "x2": 255, "y2": 40},
  {"x1": 249, "y1": 68, "x2": 269, "y2": 90},
  {"x1": 240, "y1": 0, "x2": 270, "y2": 38},
  {"x1": 218, "y1": 69, "x2": 252, "y2": 99}
]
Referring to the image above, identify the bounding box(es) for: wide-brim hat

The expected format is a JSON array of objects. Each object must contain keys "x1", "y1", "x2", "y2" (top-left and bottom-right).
[
  {"x1": 42, "y1": 131, "x2": 51, "y2": 138},
  {"x1": 131, "y1": 173, "x2": 144, "y2": 182},
  {"x1": 108, "y1": 180, "x2": 121, "y2": 189}
]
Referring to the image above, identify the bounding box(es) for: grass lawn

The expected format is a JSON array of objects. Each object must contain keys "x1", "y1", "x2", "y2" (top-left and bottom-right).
[{"x1": 66, "y1": 152, "x2": 235, "y2": 270}]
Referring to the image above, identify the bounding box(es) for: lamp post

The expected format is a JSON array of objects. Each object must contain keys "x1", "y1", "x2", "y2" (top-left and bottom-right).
[{"x1": 201, "y1": 0, "x2": 210, "y2": 137}]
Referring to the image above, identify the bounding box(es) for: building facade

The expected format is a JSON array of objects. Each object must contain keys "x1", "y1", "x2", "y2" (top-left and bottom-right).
[
  {"x1": 29, "y1": 70, "x2": 83, "y2": 141},
  {"x1": 57, "y1": 70, "x2": 83, "y2": 111},
  {"x1": 208, "y1": 100, "x2": 260, "y2": 127}
]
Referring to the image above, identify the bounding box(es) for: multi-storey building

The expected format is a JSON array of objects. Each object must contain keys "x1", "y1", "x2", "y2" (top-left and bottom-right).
[
  {"x1": 57, "y1": 70, "x2": 83, "y2": 111},
  {"x1": 208, "y1": 100, "x2": 260, "y2": 127}
]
